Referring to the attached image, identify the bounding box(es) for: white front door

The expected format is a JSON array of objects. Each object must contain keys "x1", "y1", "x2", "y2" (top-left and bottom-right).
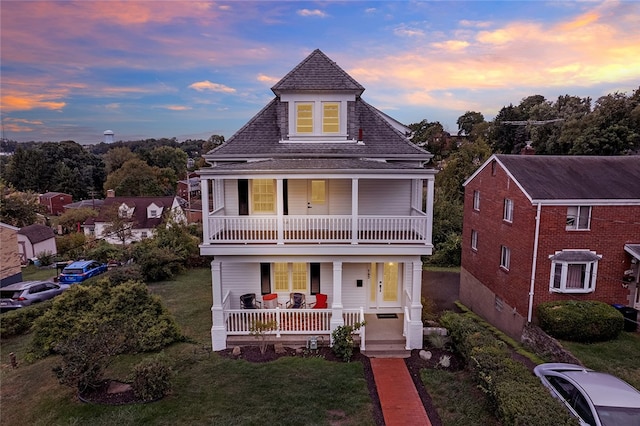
[
  {"x1": 369, "y1": 262, "x2": 401, "y2": 309},
  {"x1": 307, "y1": 179, "x2": 328, "y2": 215}
]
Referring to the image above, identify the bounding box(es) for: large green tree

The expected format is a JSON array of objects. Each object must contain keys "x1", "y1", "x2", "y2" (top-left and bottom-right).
[
  {"x1": 103, "y1": 158, "x2": 175, "y2": 196},
  {"x1": 0, "y1": 183, "x2": 46, "y2": 227}
]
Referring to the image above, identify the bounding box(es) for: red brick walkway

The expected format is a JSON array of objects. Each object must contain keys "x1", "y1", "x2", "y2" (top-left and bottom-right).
[{"x1": 371, "y1": 358, "x2": 432, "y2": 426}]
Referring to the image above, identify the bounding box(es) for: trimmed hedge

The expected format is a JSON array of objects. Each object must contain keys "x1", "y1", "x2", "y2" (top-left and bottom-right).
[
  {"x1": 537, "y1": 300, "x2": 623, "y2": 342},
  {"x1": 440, "y1": 311, "x2": 577, "y2": 426}
]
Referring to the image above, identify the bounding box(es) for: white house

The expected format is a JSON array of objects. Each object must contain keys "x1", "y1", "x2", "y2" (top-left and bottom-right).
[
  {"x1": 85, "y1": 196, "x2": 186, "y2": 244},
  {"x1": 198, "y1": 50, "x2": 437, "y2": 352},
  {"x1": 17, "y1": 224, "x2": 57, "y2": 264}
]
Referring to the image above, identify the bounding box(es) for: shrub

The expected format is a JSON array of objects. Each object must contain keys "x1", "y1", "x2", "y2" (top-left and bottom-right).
[
  {"x1": 0, "y1": 301, "x2": 52, "y2": 337},
  {"x1": 132, "y1": 243, "x2": 183, "y2": 282},
  {"x1": 36, "y1": 251, "x2": 55, "y2": 266},
  {"x1": 537, "y1": 300, "x2": 623, "y2": 342},
  {"x1": 107, "y1": 264, "x2": 144, "y2": 285},
  {"x1": 441, "y1": 310, "x2": 577, "y2": 426},
  {"x1": 250, "y1": 319, "x2": 277, "y2": 354},
  {"x1": 331, "y1": 322, "x2": 364, "y2": 362},
  {"x1": 29, "y1": 279, "x2": 182, "y2": 359},
  {"x1": 131, "y1": 356, "x2": 173, "y2": 401},
  {"x1": 52, "y1": 323, "x2": 124, "y2": 393}
]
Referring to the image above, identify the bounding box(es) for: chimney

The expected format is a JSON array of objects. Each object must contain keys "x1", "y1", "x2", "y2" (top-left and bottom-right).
[
  {"x1": 106, "y1": 189, "x2": 115, "y2": 198},
  {"x1": 521, "y1": 141, "x2": 535, "y2": 155}
]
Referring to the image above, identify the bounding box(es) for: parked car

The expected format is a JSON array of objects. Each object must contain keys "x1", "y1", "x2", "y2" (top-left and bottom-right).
[
  {"x1": 0, "y1": 281, "x2": 69, "y2": 312},
  {"x1": 534, "y1": 363, "x2": 640, "y2": 426},
  {"x1": 58, "y1": 260, "x2": 108, "y2": 284}
]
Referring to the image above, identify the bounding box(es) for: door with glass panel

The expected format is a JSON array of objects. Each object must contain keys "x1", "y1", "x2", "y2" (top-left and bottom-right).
[{"x1": 369, "y1": 262, "x2": 401, "y2": 309}]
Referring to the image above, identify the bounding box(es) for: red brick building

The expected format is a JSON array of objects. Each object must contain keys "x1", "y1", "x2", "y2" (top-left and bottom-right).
[
  {"x1": 461, "y1": 154, "x2": 640, "y2": 339},
  {"x1": 39, "y1": 192, "x2": 72, "y2": 215}
]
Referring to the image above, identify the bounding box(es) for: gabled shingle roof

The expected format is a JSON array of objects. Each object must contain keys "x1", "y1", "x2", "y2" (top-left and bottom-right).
[
  {"x1": 271, "y1": 49, "x2": 364, "y2": 95},
  {"x1": 202, "y1": 49, "x2": 433, "y2": 172},
  {"x1": 18, "y1": 224, "x2": 55, "y2": 244},
  {"x1": 94, "y1": 196, "x2": 180, "y2": 229},
  {"x1": 494, "y1": 154, "x2": 640, "y2": 201}
]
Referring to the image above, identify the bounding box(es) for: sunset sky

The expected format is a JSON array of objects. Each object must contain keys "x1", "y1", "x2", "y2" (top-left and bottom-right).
[{"x1": 1, "y1": 1, "x2": 639, "y2": 145}]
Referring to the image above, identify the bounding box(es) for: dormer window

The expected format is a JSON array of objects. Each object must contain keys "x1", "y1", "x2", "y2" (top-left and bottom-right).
[{"x1": 283, "y1": 94, "x2": 351, "y2": 141}]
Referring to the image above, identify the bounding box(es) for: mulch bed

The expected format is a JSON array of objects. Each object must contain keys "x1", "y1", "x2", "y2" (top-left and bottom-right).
[{"x1": 79, "y1": 380, "x2": 142, "y2": 405}]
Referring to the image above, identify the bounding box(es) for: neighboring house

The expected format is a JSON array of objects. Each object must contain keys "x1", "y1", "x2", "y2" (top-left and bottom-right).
[
  {"x1": 177, "y1": 173, "x2": 202, "y2": 223},
  {"x1": 86, "y1": 195, "x2": 187, "y2": 244},
  {"x1": 198, "y1": 49, "x2": 437, "y2": 351},
  {"x1": 39, "y1": 192, "x2": 72, "y2": 215},
  {"x1": 461, "y1": 154, "x2": 640, "y2": 339},
  {"x1": 17, "y1": 224, "x2": 57, "y2": 264},
  {"x1": 0, "y1": 222, "x2": 22, "y2": 287},
  {"x1": 63, "y1": 198, "x2": 104, "y2": 212}
]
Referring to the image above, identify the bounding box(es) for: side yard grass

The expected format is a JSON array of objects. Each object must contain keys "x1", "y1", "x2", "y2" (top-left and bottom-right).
[
  {"x1": 561, "y1": 331, "x2": 640, "y2": 390},
  {"x1": 1, "y1": 268, "x2": 376, "y2": 426}
]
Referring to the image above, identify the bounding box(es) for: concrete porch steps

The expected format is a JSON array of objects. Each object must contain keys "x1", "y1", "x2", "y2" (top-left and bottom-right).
[{"x1": 361, "y1": 337, "x2": 410, "y2": 358}]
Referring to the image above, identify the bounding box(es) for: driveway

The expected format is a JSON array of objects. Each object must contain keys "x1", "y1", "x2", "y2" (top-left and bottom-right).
[{"x1": 422, "y1": 270, "x2": 460, "y2": 313}]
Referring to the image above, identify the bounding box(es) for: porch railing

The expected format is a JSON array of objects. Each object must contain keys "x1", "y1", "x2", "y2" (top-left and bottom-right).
[
  {"x1": 207, "y1": 214, "x2": 429, "y2": 244},
  {"x1": 225, "y1": 307, "x2": 365, "y2": 339}
]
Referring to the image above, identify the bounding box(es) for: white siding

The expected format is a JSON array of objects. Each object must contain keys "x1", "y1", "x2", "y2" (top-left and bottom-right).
[
  {"x1": 287, "y1": 179, "x2": 307, "y2": 215},
  {"x1": 341, "y1": 263, "x2": 369, "y2": 308},
  {"x1": 359, "y1": 180, "x2": 411, "y2": 215},
  {"x1": 221, "y1": 263, "x2": 261, "y2": 308},
  {"x1": 328, "y1": 179, "x2": 351, "y2": 215},
  {"x1": 224, "y1": 180, "x2": 239, "y2": 215}
]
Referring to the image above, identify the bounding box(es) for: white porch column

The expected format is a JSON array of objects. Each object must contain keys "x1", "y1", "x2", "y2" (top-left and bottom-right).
[
  {"x1": 351, "y1": 178, "x2": 359, "y2": 244},
  {"x1": 407, "y1": 260, "x2": 424, "y2": 349},
  {"x1": 276, "y1": 179, "x2": 284, "y2": 244},
  {"x1": 211, "y1": 260, "x2": 227, "y2": 351},
  {"x1": 201, "y1": 178, "x2": 210, "y2": 244},
  {"x1": 330, "y1": 261, "x2": 345, "y2": 334},
  {"x1": 425, "y1": 178, "x2": 435, "y2": 246}
]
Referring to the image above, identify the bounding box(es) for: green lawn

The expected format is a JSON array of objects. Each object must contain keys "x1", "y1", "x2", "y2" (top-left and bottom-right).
[
  {"x1": 0, "y1": 268, "x2": 375, "y2": 426},
  {"x1": 20, "y1": 265, "x2": 58, "y2": 282},
  {"x1": 561, "y1": 332, "x2": 640, "y2": 390}
]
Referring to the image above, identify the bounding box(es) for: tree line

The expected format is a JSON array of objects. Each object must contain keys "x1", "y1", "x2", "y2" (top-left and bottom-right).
[{"x1": 1, "y1": 88, "x2": 638, "y2": 264}]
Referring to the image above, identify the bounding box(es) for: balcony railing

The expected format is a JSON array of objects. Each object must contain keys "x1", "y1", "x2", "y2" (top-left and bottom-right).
[{"x1": 206, "y1": 214, "x2": 429, "y2": 244}]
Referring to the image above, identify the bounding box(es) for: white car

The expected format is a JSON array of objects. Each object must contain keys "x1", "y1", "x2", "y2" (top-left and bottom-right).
[{"x1": 534, "y1": 363, "x2": 640, "y2": 426}]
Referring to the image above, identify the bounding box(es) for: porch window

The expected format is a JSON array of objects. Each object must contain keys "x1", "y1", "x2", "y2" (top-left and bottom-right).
[
  {"x1": 322, "y1": 102, "x2": 340, "y2": 133},
  {"x1": 274, "y1": 262, "x2": 308, "y2": 293},
  {"x1": 296, "y1": 103, "x2": 313, "y2": 134},
  {"x1": 566, "y1": 206, "x2": 591, "y2": 230},
  {"x1": 252, "y1": 179, "x2": 275, "y2": 213},
  {"x1": 311, "y1": 180, "x2": 326, "y2": 203},
  {"x1": 549, "y1": 250, "x2": 600, "y2": 293}
]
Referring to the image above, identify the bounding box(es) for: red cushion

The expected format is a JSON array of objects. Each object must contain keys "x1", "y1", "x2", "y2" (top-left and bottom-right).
[{"x1": 313, "y1": 293, "x2": 328, "y2": 309}]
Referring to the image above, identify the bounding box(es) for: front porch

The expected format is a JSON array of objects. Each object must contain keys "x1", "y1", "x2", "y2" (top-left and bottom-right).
[{"x1": 220, "y1": 306, "x2": 412, "y2": 357}]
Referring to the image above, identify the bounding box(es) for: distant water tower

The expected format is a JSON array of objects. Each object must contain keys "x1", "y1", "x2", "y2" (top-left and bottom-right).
[{"x1": 104, "y1": 130, "x2": 114, "y2": 143}]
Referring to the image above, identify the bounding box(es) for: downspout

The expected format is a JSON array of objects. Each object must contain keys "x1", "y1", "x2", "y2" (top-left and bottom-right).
[{"x1": 527, "y1": 203, "x2": 542, "y2": 323}]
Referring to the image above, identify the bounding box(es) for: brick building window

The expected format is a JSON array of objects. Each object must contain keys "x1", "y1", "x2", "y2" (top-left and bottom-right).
[
  {"x1": 503, "y1": 199, "x2": 513, "y2": 223},
  {"x1": 500, "y1": 246, "x2": 510, "y2": 270},
  {"x1": 473, "y1": 190, "x2": 480, "y2": 211},
  {"x1": 471, "y1": 230, "x2": 478, "y2": 251},
  {"x1": 549, "y1": 250, "x2": 600, "y2": 293},
  {"x1": 566, "y1": 206, "x2": 591, "y2": 230}
]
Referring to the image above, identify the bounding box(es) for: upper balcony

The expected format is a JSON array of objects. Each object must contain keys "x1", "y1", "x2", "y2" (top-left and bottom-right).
[
  {"x1": 206, "y1": 213, "x2": 429, "y2": 245},
  {"x1": 198, "y1": 175, "x2": 435, "y2": 256}
]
